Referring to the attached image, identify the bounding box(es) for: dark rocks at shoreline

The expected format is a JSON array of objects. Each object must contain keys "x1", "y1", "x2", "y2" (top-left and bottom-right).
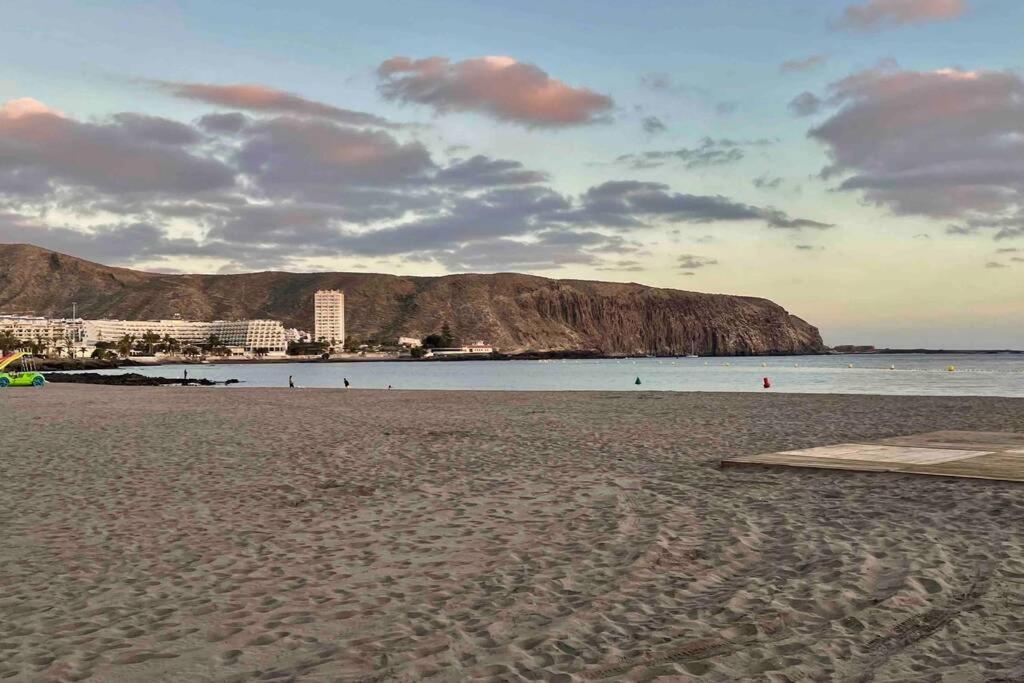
[{"x1": 44, "y1": 373, "x2": 240, "y2": 387}]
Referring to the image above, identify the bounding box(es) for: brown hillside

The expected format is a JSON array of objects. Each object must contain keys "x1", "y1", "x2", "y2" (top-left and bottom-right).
[{"x1": 0, "y1": 244, "x2": 824, "y2": 355}]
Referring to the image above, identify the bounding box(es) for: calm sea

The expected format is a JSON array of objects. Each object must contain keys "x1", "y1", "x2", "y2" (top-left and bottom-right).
[{"x1": 72, "y1": 354, "x2": 1024, "y2": 397}]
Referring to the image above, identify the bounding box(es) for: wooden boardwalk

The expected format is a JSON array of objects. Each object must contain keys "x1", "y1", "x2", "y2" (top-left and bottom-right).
[{"x1": 721, "y1": 431, "x2": 1024, "y2": 483}]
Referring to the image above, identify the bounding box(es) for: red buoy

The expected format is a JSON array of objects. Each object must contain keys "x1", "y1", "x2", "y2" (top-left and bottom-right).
[{"x1": 763, "y1": 377, "x2": 771, "y2": 389}]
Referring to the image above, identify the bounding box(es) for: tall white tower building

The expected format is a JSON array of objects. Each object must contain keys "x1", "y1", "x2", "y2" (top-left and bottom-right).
[{"x1": 314, "y1": 290, "x2": 345, "y2": 345}]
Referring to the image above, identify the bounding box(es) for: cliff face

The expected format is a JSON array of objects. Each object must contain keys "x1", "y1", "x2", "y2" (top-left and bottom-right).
[{"x1": 0, "y1": 244, "x2": 824, "y2": 355}]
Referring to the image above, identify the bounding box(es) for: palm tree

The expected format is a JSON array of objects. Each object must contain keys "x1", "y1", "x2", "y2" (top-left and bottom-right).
[
  {"x1": 141, "y1": 330, "x2": 161, "y2": 355},
  {"x1": 162, "y1": 335, "x2": 181, "y2": 354},
  {"x1": 0, "y1": 329, "x2": 19, "y2": 354},
  {"x1": 116, "y1": 334, "x2": 136, "y2": 359}
]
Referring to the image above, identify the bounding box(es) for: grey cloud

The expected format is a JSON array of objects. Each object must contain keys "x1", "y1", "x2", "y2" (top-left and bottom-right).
[
  {"x1": 753, "y1": 174, "x2": 783, "y2": 190},
  {"x1": 677, "y1": 253, "x2": 718, "y2": 269},
  {"x1": 0, "y1": 212, "x2": 219, "y2": 264},
  {"x1": 789, "y1": 91, "x2": 822, "y2": 117},
  {"x1": 641, "y1": 116, "x2": 667, "y2": 134},
  {"x1": 236, "y1": 117, "x2": 435, "y2": 201},
  {"x1": 615, "y1": 137, "x2": 771, "y2": 171},
  {"x1": 110, "y1": 113, "x2": 202, "y2": 146},
  {"x1": 780, "y1": 55, "x2": 828, "y2": 73},
  {"x1": 985, "y1": 261, "x2": 1008, "y2": 269},
  {"x1": 806, "y1": 66, "x2": 1024, "y2": 226},
  {"x1": 0, "y1": 109, "x2": 236, "y2": 197},
  {"x1": 197, "y1": 112, "x2": 250, "y2": 134},
  {"x1": 435, "y1": 155, "x2": 548, "y2": 187},
  {"x1": 557, "y1": 180, "x2": 830, "y2": 230}
]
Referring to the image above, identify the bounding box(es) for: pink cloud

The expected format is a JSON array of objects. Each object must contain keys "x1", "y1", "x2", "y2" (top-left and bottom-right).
[
  {"x1": 159, "y1": 82, "x2": 395, "y2": 128},
  {"x1": 838, "y1": 0, "x2": 966, "y2": 29},
  {"x1": 377, "y1": 55, "x2": 613, "y2": 127},
  {"x1": 0, "y1": 97, "x2": 63, "y2": 120}
]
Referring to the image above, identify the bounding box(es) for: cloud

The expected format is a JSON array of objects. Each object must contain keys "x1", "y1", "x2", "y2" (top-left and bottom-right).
[
  {"x1": 236, "y1": 116, "x2": 435, "y2": 201},
  {"x1": 753, "y1": 174, "x2": 783, "y2": 190},
  {"x1": 640, "y1": 73, "x2": 675, "y2": 92},
  {"x1": 0, "y1": 93, "x2": 829, "y2": 273},
  {"x1": 434, "y1": 155, "x2": 548, "y2": 187},
  {"x1": 780, "y1": 55, "x2": 828, "y2": 73},
  {"x1": 556, "y1": 180, "x2": 832, "y2": 230},
  {"x1": 377, "y1": 56, "x2": 613, "y2": 127},
  {"x1": 159, "y1": 81, "x2": 395, "y2": 128},
  {"x1": 677, "y1": 253, "x2": 718, "y2": 270},
  {"x1": 0, "y1": 100, "x2": 236, "y2": 197},
  {"x1": 0, "y1": 212, "x2": 216, "y2": 264},
  {"x1": 985, "y1": 261, "x2": 1008, "y2": 269},
  {"x1": 641, "y1": 116, "x2": 667, "y2": 134},
  {"x1": 596, "y1": 259, "x2": 644, "y2": 272},
  {"x1": 789, "y1": 91, "x2": 822, "y2": 117},
  {"x1": 806, "y1": 66, "x2": 1024, "y2": 224},
  {"x1": 615, "y1": 137, "x2": 772, "y2": 171},
  {"x1": 715, "y1": 101, "x2": 738, "y2": 116},
  {"x1": 837, "y1": 0, "x2": 965, "y2": 30}
]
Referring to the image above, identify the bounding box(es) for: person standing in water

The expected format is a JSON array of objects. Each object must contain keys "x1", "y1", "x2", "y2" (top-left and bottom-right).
[{"x1": 343, "y1": 378, "x2": 350, "y2": 389}]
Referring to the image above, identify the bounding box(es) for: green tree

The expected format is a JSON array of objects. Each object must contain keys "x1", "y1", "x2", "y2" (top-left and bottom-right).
[
  {"x1": 161, "y1": 335, "x2": 181, "y2": 354},
  {"x1": 0, "y1": 330, "x2": 20, "y2": 354},
  {"x1": 116, "y1": 334, "x2": 136, "y2": 358},
  {"x1": 440, "y1": 322, "x2": 456, "y2": 347},
  {"x1": 140, "y1": 330, "x2": 161, "y2": 355}
]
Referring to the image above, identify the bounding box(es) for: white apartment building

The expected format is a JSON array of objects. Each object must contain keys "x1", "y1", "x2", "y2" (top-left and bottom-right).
[
  {"x1": 314, "y1": 290, "x2": 345, "y2": 345},
  {"x1": 0, "y1": 315, "x2": 86, "y2": 347},
  {"x1": 83, "y1": 318, "x2": 288, "y2": 354}
]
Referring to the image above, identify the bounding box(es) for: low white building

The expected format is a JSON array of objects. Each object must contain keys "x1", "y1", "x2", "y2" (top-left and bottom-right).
[
  {"x1": 430, "y1": 341, "x2": 495, "y2": 356},
  {"x1": 398, "y1": 336, "x2": 422, "y2": 347}
]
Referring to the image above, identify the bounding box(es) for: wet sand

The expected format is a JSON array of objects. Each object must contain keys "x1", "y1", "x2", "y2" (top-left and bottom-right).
[{"x1": 2, "y1": 385, "x2": 1024, "y2": 681}]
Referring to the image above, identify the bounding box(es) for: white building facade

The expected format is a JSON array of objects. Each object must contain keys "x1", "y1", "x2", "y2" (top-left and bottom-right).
[
  {"x1": 0, "y1": 315, "x2": 86, "y2": 348},
  {"x1": 314, "y1": 290, "x2": 345, "y2": 345},
  {"x1": 83, "y1": 318, "x2": 288, "y2": 354}
]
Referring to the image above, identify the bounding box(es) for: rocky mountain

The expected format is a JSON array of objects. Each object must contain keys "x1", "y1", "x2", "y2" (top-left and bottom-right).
[{"x1": 0, "y1": 244, "x2": 825, "y2": 355}]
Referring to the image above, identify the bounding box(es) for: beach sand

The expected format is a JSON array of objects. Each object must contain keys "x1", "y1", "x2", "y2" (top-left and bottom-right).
[{"x1": 2, "y1": 385, "x2": 1024, "y2": 681}]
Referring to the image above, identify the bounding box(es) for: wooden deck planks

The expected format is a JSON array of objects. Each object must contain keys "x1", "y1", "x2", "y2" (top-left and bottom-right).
[{"x1": 721, "y1": 431, "x2": 1024, "y2": 483}]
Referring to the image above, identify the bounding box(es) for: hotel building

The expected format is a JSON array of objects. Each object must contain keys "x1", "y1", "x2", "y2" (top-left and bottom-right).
[
  {"x1": 0, "y1": 315, "x2": 86, "y2": 348},
  {"x1": 314, "y1": 290, "x2": 345, "y2": 345},
  {"x1": 83, "y1": 318, "x2": 288, "y2": 354}
]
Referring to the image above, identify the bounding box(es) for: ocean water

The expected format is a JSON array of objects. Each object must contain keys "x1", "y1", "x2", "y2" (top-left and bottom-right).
[{"x1": 71, "y1": 354, "x2": 1024, "y2": 397}]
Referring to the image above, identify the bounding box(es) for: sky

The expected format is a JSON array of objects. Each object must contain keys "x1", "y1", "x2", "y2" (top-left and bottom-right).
[{"x1": 1, "y1": 0, "x2": 1022, "y2": 348}]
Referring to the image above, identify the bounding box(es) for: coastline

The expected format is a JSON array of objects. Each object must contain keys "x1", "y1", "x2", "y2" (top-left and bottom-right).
[{"x1": 3, "y1": 386, "x2": 1024, "y2": 680}]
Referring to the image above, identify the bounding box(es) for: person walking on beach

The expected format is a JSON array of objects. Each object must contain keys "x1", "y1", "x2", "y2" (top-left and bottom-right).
[
  {"x1": 289, "y1": 375, "x2": 294, "y2": 388},
  {"x1": 343, "y1": 378, "x2": 350, "y2": 389},
  {"x1": 183, "y1": 368, "x2": 188, "y2": 386}
]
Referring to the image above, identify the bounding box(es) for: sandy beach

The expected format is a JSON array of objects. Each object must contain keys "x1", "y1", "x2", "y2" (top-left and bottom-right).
[{"x1": 2, "y1": 386, "x2": 1024, "y2": 682}]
